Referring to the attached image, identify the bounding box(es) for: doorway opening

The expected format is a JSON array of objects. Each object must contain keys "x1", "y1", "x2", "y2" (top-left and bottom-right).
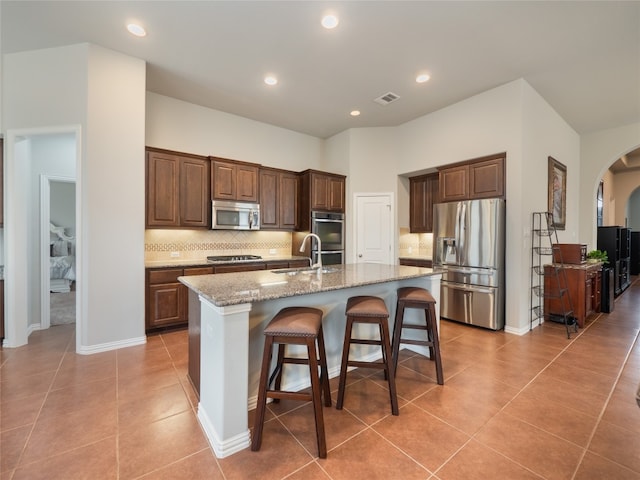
[
  {"x1": 4, "y1": 126, "x2": 81, "y2": 349},
  {"x1": 40, "y1": 176, "x2": 76, "y2": 329}
]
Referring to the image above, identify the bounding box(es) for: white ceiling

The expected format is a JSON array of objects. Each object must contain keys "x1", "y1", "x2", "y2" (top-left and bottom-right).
[{"x1": 2, "y1": 1, "x2": 639, "y2": 139}]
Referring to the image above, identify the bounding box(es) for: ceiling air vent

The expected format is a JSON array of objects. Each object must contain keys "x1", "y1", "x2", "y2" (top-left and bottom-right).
[{"x1": 373, "y1": 92, "x2": 400, "y2": 105}]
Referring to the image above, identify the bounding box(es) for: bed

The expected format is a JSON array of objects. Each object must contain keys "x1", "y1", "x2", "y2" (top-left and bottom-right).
[{"x1": 50, "y1": 223, "x2": 76, "y2": 293}]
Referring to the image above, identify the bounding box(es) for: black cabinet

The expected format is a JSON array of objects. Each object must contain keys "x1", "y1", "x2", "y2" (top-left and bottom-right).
[
  {"x1": 597, "y1": 226, "x2": 631, "y2": 296},
  {"x1": 631, "y1": 231, "x2": 640, "y2": 275}
]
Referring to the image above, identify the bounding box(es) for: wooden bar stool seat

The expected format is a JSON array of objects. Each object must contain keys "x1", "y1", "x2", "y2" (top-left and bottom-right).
[
  {"x1": 392, "y1": 286, "x2": 444, "y2": 385},
  {"x1": 336, "y1": 296, "x2": 399, "y2": 416},
  {"x1": 251, "y1": 306, "x2": 331, "y2": 458}
]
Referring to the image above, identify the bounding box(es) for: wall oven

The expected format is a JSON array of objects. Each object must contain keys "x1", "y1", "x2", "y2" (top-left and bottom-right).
[
  {"x1": 311, "y1": 211, "x2": 344, "y2": 250},
  {"x1": 312, "y1": 250, "x2": 344, "y2": 266},
  {"x1": 310, "y1": 211, "x2": 344, "y2": 264},
  {"x1": 211, "y1": 200, "x2": 260, "y2": 230}
]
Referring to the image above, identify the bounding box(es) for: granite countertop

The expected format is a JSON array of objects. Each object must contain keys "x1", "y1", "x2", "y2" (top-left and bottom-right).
[
  {"x1": 179, "y1": 263, "x2": 439, "y2": 307},
  {"x1": 145, "y1": 256, "x2": 310, "y2": 269},
  {"x1": 546, "y1": 261, "x2": 603, "y2": 270}
]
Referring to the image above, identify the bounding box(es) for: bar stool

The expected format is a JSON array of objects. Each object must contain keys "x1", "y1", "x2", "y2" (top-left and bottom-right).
[
  {"x1": 336, "y1": 296, "x2": 399, "y2": 416},
  {"x1": 391, "y1": 287, "x2": 444, "y2": 385},
  {"x1": 252, "y1": 306, "x2": 332, "y2": 458}
]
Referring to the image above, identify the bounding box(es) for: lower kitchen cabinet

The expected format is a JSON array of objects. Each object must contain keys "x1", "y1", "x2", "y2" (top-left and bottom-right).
[
  {"x1": 146, "y1": 266, "x2": 214, "y2": 331},
  {"x1": 146, "y1": 259, "x2": 312, "y2": 333},
  {"x1": 399, "y1": 258, "x2": 433, "y2": 268},
  {"x1": 544, "y1": 263, "x2": 601, "y2": 328}
]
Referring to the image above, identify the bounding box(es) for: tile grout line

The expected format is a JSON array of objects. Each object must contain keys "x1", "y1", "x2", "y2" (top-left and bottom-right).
[
  {"x1": 569, "y1": 313, "x2": 640, "y2": 479},
  {"x1": 427, "y1": 320, "x2": 600, "y2": 479},
  {"x1": 10, "y1": 327, "x2": 74, "y2": 475}
]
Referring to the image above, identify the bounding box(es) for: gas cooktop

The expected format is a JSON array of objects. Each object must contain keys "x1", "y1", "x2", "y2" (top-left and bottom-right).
[{"x1": 207, "y1": 255, "x2": 263, "y2": 263}]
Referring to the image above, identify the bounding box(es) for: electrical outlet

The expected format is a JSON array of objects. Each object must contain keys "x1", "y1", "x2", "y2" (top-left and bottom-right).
[
  {"x1": 408, "y1": 246, "x2": 413, "y2": 254},
  {"x1": 170, "y1": 251, "x2": 180, "y2": 258},
  {"x1": 269, "y1": 249, "x2": 276, "y2": 255}
]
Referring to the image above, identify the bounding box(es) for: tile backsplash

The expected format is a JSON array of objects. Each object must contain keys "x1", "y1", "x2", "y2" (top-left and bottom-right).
[
  {"x1": 398, "y1": 227, "x2": 433, "y2": 258},
  {"x1": 145, "y1": 229, "x2": 294, "y2": 262}
]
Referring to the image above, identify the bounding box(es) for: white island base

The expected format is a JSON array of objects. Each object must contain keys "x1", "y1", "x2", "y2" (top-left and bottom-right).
[{"x1": 182, "y1": 264, "x2": 441, "y2": 458}]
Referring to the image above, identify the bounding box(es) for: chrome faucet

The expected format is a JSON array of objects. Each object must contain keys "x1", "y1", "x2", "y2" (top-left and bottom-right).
[{"x1": 299, "y1": 233, "x2": 322, "y2": 270}]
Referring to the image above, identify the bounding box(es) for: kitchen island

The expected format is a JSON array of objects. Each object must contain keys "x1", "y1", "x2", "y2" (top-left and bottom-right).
[{"x1": 179, "y1": 263, "x2": 441, "y2": 458}]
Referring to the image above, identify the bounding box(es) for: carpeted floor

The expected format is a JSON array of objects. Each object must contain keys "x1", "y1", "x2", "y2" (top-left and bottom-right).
[{"x1": 50, "y1": 290, "x2": 76, "y2": 325}]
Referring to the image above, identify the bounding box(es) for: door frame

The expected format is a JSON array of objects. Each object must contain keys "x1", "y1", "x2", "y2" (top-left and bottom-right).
[
  {"x1": 40, "y1": 175, "x2": 76, "y2": 330},
  {"x1": 4, "y1": 125, "x2": 82, "y2": 348},
  {"x1": 352, "y1": 192, "x2": 395, "y2": 264}
]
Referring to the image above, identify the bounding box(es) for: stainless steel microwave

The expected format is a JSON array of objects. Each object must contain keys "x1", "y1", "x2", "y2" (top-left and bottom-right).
[{"x1": 211, "y1": 200, "x2": 260, "y2": 230}]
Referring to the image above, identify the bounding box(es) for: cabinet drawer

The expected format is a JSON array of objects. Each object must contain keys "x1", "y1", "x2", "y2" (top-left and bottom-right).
[
  {"x1": 148, "y1": 268, "x2": 183, "y2": 284},
  {"x1": 184, "y1": 267, "x2": 214, "y2": 276},
  {"x1": 214, "y1": 263, "x2": 266, "y2": 274},
  {"x1": 265, "y1": 261, "x2": 290, "y2": 270}
]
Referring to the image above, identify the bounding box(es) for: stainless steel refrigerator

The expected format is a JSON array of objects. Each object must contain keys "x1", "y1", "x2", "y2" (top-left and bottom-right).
[{"x1": 433, "y1": 198, "x2": 505, "y2": 330}]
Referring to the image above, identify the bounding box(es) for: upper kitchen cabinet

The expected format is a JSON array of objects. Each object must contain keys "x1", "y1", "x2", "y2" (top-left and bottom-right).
[
  {"x1": 301, "y1": 170, "x2": 346, "y2": 212},
  {"x1": 438, "y1": 153, "x2": 505, "y2": 202},
  {"x1": 410, "y1": 172, "x2": 439, "y2": 233},
  {"x1": 259, "y1": 167, "x2": 300, "y2": 230},
  {"x1": 211, "y1": 157, "x2": 259, "y2": 203},
  {"x1": 146, "y1": 148, "x2": 210, "y2": 228}
]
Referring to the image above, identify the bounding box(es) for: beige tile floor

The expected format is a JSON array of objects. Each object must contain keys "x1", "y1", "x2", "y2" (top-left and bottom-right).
[{"x1": 1, "y1": 281, "x2": 639, "y2": 479}]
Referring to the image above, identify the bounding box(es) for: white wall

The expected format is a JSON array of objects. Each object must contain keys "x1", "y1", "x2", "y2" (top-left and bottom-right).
[
  {"x1": 145, "y1": 93, "x2": 324, "y2": 171},
  {"x1": 82, "y1": 45, "x2": 146, "y2": 349},
  {"x1": 331, "y1": 79, "x2": 580, "y2": 334},
  {"x1": 3, "y1": 44, "x2": 146, "y2": 351},
  {"x1": 579, "y1": 122, "x2": 640, "y2": 248},
  {"x1": 339, "y1": 127, "x2": 398, "y2": 262}
]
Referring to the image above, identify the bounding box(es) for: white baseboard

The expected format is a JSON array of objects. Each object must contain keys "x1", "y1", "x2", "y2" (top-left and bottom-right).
[{"x1": 76, "y1": 335, "x2": 147, "y2": 355}]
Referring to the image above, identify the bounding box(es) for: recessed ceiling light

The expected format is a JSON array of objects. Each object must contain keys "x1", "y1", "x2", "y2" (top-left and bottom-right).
[
  {"x1": 321, "y1": 14, "x2": 339, "y2": 29},
  {"x1": 350, "y1": 110, "x2": 361, "y2": 117},
  {"x1": 127, "y1": 23, "x2": 146, "y2": 37},
  {"x1": 264, "y1": 75, "x2": 278, "y2": 86},
  {"x1": 416, "y1": 73, "x2": 431, "y2": 83}
]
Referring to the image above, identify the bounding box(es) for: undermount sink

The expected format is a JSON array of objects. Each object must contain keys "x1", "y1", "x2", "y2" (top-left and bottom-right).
[{"x1": 272, "y1": 267, "x2": 339, "y2": 276}]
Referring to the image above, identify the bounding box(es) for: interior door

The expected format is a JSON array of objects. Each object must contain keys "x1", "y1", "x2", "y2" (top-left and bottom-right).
[{"x1": 355, "y1": 193, "x2": 393, "y2": 264}]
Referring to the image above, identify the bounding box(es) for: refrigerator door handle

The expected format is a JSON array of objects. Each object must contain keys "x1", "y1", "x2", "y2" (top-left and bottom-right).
[
  {"x1": 454, "y1": 202, "x2": 463, "y2": 264},
  {"x1": 459, "y1": 202, "x2": 467, "y2": 265}
]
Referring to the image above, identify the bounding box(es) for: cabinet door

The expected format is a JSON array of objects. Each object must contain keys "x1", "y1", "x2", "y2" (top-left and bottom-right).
[
  {"x1": 410, "y1": 173, "x2": 438, "y2": 233},
  {"x1": 236, "y1": 164, "x2": 259, "y2": 202},
  {"x1": 593, "y1": 270, "x2": 602, "y2": 313},
  {"x1": 310, "y1": 173, "x2": 330, "y2": 211},
  {"x1": 439, "y1": 165, "x2": 469, "y2": 202},
  {"x1": 259, "y1": 169, "x2": 279, "y2": 229},
  {"x1": 280, "y1": 172, "x2": 300, "y2": 229},
  {"x1": 585, "y1": 276, "x2": 593, "y2": 318},
  {"x1": 469, "y1": 157, "x2": 505, "y2": 199},
  {"x1": 212, "y1": 161, "x2": 237, "y2": 200},
  {"x1": 328, "y1": 176, "x2": 345, "y2": 212},
  {"x1": 147, "y1": 282, "x2": 185, "y2": 329},
  {"x1": 410, "y1": 176, "x2": 428, "y2": 232},
  {"x1": 146, "y1": 151, "x2": 180, "y2": 227},
  {"x1": 180, "y1": 157, "x2": 210, "y2": 227}
]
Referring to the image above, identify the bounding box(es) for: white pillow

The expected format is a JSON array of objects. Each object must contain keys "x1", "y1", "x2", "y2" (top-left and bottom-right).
[{"x1": 52, "y1": 240, "x2": 69, "y2": 256}]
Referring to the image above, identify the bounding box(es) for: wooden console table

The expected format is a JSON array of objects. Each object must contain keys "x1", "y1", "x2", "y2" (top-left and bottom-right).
[{"x1": 544, "y1": 262, "x2": 602, "y2": 328}]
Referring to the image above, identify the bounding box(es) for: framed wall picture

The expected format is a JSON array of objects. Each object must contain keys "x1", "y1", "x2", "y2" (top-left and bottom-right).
[{"x1": 548, "y1": 156, "x2": 567, "y2": 230}]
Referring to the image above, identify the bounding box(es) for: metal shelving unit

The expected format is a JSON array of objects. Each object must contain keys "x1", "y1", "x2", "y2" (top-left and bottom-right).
[{"x1": 530, "y1": 212, "x2": 576, "y2": 338}]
